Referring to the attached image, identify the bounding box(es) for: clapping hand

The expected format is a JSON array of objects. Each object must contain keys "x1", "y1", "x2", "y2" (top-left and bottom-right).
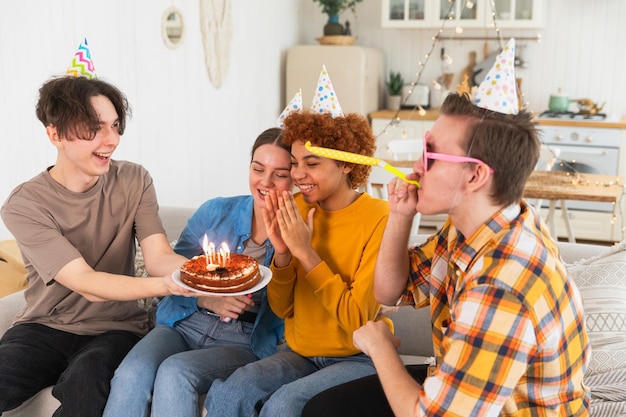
[
  {"x1": 274, "y1": 190, "x2": 315, "y2": 262},
  {"x1": 262, "y1": 190, "x2": 289, "y2": 255}
]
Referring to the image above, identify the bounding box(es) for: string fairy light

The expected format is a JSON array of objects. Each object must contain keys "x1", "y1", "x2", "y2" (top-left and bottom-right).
[
  {"x1": 376, "y1": 0, "x2": 531, "y2": 142},
  {"x1": 377, "y1": 0, "x2": 457, "y2": 140},
  {"x1": 376, "y1": 0, "x2": 508, "y2": 141}
]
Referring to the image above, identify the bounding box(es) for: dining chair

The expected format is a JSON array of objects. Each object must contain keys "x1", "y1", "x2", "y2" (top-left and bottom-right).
[
  {"x1": 534, "y1": 144, "x2": 575, "y2": 242},
  {"x1": 366, "y1": 141, "x2": 421, "y2": 237},
  {"x1": 386, "y1": 138, "x2": 423, "y2": 161}
]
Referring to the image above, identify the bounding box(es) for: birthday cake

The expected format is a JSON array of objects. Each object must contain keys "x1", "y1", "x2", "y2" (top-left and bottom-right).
[{"x1": 179, "y1": 253, "x2": 261, "y2": 294}]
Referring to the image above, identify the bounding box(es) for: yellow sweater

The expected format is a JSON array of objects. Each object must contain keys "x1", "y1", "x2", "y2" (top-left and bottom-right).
[{"x1": 268, "y1": 192, "x2": 391, "y2": 357}]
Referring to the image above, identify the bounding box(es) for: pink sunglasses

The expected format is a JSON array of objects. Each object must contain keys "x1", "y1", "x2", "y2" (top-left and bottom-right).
[{"x1": 423, "y1": 131, "x2": 494, "y2": 174}]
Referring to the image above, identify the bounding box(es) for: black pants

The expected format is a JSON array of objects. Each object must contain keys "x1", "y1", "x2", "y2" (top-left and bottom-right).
[
  {"x1": 0, "y1": 323, "x2": 140, "y2": 417},
  {"x1": 301, "y1": 364, "x2": 428, "y2": 417}
]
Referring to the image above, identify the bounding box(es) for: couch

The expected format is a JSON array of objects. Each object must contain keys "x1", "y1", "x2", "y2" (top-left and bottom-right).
[{"x1": 1, "y1": 206, "x2": 625, "y2": 416}]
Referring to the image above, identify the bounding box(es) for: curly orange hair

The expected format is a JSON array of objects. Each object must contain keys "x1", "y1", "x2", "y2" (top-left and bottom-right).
[{"x1": 281, "y1": 111, "x2": 376, "y2": 189}]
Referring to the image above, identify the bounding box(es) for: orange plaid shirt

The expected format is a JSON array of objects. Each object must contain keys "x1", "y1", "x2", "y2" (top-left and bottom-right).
[{"x1": 400, "y1": 201, "x2": 590, "y2": 416}]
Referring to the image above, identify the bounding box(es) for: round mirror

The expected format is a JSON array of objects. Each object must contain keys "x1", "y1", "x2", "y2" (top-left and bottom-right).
[{"x1": 162, "y1": 7, "x2": 184, "y2": 49}]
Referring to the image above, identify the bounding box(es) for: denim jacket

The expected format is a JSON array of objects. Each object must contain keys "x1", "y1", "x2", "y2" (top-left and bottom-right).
[{"x1": 156, "y1": 196, "x2": 283, "y2": 359}]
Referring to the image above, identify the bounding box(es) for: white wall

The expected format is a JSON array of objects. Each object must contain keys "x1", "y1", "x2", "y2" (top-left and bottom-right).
[
  {"x1": 0, "y1": 0, "x2": 302, "y2": 239},
  {"x1": 1, "y1": 0, "x2": 624, "y2": 240}
]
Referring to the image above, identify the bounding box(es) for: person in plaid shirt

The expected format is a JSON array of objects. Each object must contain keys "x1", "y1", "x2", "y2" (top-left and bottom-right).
[{"x1": 302, "y1": 91, "x2": 590, "y2": 417}]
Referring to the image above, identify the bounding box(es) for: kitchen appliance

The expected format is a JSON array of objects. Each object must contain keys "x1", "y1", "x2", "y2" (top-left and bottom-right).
[
  {"x1": 547, "y1": 92, "x2": 606, "y2": 116},
  {"x1": 285, "y1": 45, "x2": 384, "y2": 116},
  {"x1": 539, "y1": 110, "x2": 604, "y2": 122},
  {"x1": 536, "y1": 113, "x2": 621, "y2": 212},
  {"x1": 401, "y1": 84, "x2": 430, "y2": 109},
  {"x1": 572, "y1": 99, "x2": 605, "y2": 116},
  {"x1": 538, "y1": 110, "x2": 610, "y2": 121},
  {"x1": 548, "y1": 91, "x2": 571, "y2": 112}
]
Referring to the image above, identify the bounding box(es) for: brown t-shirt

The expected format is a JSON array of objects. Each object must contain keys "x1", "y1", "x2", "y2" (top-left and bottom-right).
[{"x1": 1, "y1": 160, "x2": 165, "y2": 336}]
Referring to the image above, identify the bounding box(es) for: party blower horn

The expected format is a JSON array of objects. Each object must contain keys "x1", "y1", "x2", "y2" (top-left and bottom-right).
[{"x1": 305, "y1": 142, "x2": 420, "y2": 188}]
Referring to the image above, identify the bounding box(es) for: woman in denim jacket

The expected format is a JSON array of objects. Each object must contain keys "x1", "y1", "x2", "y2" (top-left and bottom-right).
[{"x1": 103, "y1": 127, "x2": 293, "y2": 417}]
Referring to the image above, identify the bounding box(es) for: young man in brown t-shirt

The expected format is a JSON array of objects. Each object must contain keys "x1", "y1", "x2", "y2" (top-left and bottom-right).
[{"x1": 0, "y1": 75, "x2": 194, "y2": 417}]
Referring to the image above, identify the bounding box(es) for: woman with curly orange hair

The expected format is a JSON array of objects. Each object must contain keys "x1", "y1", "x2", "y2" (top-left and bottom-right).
[{"x1": 204, "y1": 110, "x2": 392, "y2": 417}]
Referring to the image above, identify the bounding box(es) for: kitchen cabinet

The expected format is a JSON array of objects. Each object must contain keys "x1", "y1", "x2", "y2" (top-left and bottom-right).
[
  {"x1": 490, "y1": 0, "x2": 544, "y2": 28},
  {"x1": 432, "y1": 0, "x2": 488, "y2": 29},
  {"x1": 381, "y1": 0, "x2": 544, "y2": 29},
  {"x1": 381, "y1": 0, "x2": 436, "y2": 28}
]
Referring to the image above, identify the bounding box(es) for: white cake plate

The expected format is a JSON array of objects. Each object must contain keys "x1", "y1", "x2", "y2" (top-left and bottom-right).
[{"x1": 172, "y1": 265, "x2": 272, "y2": 296}]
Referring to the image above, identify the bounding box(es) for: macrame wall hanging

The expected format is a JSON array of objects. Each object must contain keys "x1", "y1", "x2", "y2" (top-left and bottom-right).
[{"x1": 200, "y1": 0, "x2": 232, "y2": 88}]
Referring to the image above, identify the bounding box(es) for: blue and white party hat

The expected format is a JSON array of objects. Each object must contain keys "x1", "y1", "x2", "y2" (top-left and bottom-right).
[{"x1": 310, "y1": 65, "x2": 344, "y2": 117}]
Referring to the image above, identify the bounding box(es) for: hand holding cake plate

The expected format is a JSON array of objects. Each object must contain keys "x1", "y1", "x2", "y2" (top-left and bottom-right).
[{"x1": 172, "y1": 265, "x2": 272, "y2": 296}]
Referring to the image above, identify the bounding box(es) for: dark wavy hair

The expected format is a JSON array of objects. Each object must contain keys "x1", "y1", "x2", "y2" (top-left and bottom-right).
[
  {"x1": 281, "y1": 111, "x2": 376, "y2": 189},
  {"x1": 36, "y1": 76, "x2": 130, "y2": 141},
  {"x1": 250, "y1": 127, "x2": 290, "y2": 161},
  {"x1": 440, "y1": 93, "x2": 539, "y2": 206}
]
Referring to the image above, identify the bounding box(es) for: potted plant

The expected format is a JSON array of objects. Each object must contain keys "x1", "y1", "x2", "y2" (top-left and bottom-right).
[
  {"x1": 386, "y1": 71, "x2": 404, "y2": 110},
  {"x1": 313, "y1": 0, "x2": 363, "y2": 36}
]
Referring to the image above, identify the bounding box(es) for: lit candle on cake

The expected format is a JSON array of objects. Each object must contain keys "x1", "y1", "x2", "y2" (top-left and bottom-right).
[
  {"x1": 202, "y1": 234, "x2": 210, "y2": 269},
  {"x1": 218, "y1": 244, "x2": 229, "y2": 267},
  {"x1": 208, "y1": 242, "x2": 215, "y2": 265},
  {"x1": 202, "y1": 235, "x2": 219, "y2": 271},
  {"x1": 220, "y1": 242, "x2": 230, "y2": 265}
]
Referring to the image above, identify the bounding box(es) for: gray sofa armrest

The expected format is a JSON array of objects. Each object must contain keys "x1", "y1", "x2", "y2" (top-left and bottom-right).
[
  {"x1": 556, "y1": 241, "x2": 608, "y2": 264},
  {"x1": 391, "y1": 306, "x2": 434, "y2": 358},
  {"x1": 0, "y1": 290, "x2": 26, "y2": 337}
]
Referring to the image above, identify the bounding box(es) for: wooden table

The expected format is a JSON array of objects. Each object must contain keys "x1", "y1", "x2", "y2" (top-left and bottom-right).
[
  {"x1": 381, "y1": 160, "x2": 625, "y2": 242},
  {"x1": 524, "y1": 171, "x2": 623, "y2": 204},
  {"x1": 524, "y1": 171, "x2": 624, "y2": 242},
  {"x1": 383, "y1": 159, "x2": 416, "y2": 168}
]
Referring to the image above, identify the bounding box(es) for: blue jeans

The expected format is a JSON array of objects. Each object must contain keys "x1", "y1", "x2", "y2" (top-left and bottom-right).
[
  {"x1": 204, "y1": 349, "x2": 376, "y2": 417},
  {"x1": 103, "y1": 312, "x2": 258, "y2": 417},
  {"x1": 0, "y1": 323, "x2": 140, "y2": 417}
]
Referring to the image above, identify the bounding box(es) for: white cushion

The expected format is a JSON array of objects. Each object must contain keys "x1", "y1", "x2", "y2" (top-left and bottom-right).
[
  {"x1": 567, "y1": 240, "x2": 626, "y2": 377},
  {"x1": 567, "y1": 240, "x2": 626, "y2": 413}
]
